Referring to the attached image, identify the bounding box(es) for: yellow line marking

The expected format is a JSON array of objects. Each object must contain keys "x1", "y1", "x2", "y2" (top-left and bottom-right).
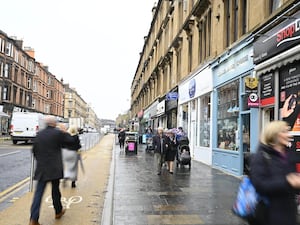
[{"x1": 0, "y1": 177, "x2": 29, "y2": 199}]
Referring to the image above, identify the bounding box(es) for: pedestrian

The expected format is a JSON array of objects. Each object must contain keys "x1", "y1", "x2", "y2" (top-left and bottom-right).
[
  {"x1": 62, "y1": 125, "x2": 82, "y2": 188},
  {"x1": 165, "y1": 129, "x2": 178, "y2": 174},
  {"x1": 250, "y1": 120, "x2": 300, "y2": 225},
  {"x1": 152, "y1": 127, "x2": 170, "y2": 175},
  {"x1": 118, "y1": 128, "x2": 126, "y2": 149},
  {"x1": 28, "y1": 115, "x2": 78, "y2": 225}
]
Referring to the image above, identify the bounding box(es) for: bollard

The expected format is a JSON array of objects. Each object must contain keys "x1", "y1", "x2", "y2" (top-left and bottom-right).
[{"x1": 29, "y1": 152, "x2": 35, "y2": 192}]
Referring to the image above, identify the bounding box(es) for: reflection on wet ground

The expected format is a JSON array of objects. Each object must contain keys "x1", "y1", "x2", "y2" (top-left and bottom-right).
[{"x1": 113, "y1": 145, "x2": 247, "y2": 225}]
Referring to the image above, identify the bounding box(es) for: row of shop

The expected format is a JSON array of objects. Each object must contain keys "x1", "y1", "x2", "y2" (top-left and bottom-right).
[{"x1": 135, "y1": 9, "x2": 300, "y2": 176}]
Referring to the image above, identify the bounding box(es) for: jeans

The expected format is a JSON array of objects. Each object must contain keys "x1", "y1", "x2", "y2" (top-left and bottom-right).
[
  {"x1": 154, "y1": 153, "x2": 162, "y2": 173},
  {"x1": 30, "y1": 179, "x2": 62, "y2": 221}
]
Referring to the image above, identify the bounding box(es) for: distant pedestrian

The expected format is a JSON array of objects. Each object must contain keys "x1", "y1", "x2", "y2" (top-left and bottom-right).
[
  {"x1": 118, "y1": 128, "x2": 126, "y2": 149},
  {"x1": 28, "y1": 115, "x2": 77, "y2": 225},
  {"x1": 165, "y1": 129, "x2": 178, "y2": 174},
  {"x1": 152, "y1": 127, "x2": 170, "y2": 175},
  {"x1": 250, "y1": 120, "x2": 300, "y2": 225},
  {"x1": 62, "y1": 126, "x2": 82, "y2": 188}
]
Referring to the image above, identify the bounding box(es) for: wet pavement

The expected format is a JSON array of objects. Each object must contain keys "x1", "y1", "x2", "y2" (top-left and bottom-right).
[
  {"x1": 0, "y1": 134, "x2": 247, "y2": 225},
  {"x1": 110, "y1": 140, "x2": 247, "y2": 225}
]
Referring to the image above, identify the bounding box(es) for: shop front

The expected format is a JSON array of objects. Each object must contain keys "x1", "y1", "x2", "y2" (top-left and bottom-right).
[
  {"x1": 253, "y1": 9, "x2": 300, "y2": 151},
  {"x1": 178, "y1": 65, "x2": 212, "y2": 165},
  {"x1": 143, "y1": 100, "x2": 159, "y2": 132},
  {"x1": 211, "y1": 39, "x2": 256, "y2": 176},
  {"x1": 166, "y1": 90, "x2": 178, "y2": 129}
]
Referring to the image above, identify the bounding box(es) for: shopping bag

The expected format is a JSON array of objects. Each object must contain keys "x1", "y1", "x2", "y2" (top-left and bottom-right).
[{"x1": 232, "y1": 176, "x2": 260, "y2": 219}]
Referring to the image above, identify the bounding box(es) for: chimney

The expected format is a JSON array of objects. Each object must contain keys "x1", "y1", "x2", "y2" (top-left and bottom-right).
[
  {"x1": 24, "y1": 47, "x2": 35, "y2": 58},
  {"x1": 152, "y1": 2, "x2": 157, "y2": 17}
]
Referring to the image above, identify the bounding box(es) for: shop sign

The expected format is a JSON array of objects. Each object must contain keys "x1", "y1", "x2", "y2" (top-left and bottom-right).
[
  {"x1": 166, "y1": 92, "x2": 178, "y2": 100},
  {"x1": 260, "y1": 72, "x2": 275, "y2": 106},
  {"x1": 253, "y1": 11, "x2": 300, "y2": 64},
  {"x1": 245, "y1": 77, "x2": 259, "y2": 107},
  {"x1": 156, "y1": 100, "x2": 165, "y2": 116},
  {"x1": 279, "y1": 62, "x2": 300, "y2": 152},
  {"x1": 178, "y1": 67, "x2": 212, "y2": 104}
]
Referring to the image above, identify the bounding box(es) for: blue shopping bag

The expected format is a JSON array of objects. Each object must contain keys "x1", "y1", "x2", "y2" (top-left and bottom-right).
[{"x1": 232, "y1": 176, "x2": 260, "y2": 218}]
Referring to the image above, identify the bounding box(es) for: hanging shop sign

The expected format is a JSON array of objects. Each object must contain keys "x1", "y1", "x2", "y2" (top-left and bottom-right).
[
  {"x1": 245, "y1": 77, "x2": 259, "y2": 107},
  {"x1": 253, "y1": 10, "x2": 300, "y2": 64},
  {"x1": 156, "y1": 100, "x2": 166, "y2": 117},
  {"x1": 260, "y1": 72, "x2": 275, "y2": 106},
  {"x1": 166, "y1": 92, "x2": 178, "y2": 100}
]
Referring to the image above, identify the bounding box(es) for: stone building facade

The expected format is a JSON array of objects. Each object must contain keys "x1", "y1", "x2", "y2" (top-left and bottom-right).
[{"x1": 130, "y1": 0, "x2": 298, "y2": 176}]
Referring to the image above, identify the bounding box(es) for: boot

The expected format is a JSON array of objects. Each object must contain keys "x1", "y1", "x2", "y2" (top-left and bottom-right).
[
  {"x1": 71, "y1": 181, "x2": 76, "y2": 188},
  {"x1": 29, "y1": 219, "x2": 41, "y2": 225}
]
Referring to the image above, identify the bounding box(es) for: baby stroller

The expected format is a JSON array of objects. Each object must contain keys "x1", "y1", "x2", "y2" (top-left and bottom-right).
[
  {"x1": 176, "y1": 136, "x2": 191, "y2": 168},
  {"x1": 145, "y1": 133, "x2": 154, "y2": 153}
]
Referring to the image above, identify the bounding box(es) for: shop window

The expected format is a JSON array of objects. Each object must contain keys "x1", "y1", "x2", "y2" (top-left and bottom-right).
[
  {"x1": 182, "y1": 103, "x2": 189, "y2": 132},
  {"x1": 199, "y1": 94, "x2": 210, "y2": 147},
  {"x1": 217, "y1": 81, "x2": 239, "y2": 150}
]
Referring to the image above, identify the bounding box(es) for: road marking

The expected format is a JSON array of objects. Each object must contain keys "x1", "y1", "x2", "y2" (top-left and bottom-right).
[
  {"x1": 0, "y1": 177, "x2": 30, "y2": 200},
  {"x1": 0, "y1": 151, "x2": 21, "y2": 157},
  {"x1": 46, "y1": 195, "x2": 83, "y2": 209}
]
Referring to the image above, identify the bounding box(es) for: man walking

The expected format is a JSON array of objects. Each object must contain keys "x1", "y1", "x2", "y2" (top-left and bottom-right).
[
  {"x1": 152, "y1": 127, "x2": 170, "y2": 175},
  {"x1": 29, "y1": 115, "x2": 77, "y2": 225}
]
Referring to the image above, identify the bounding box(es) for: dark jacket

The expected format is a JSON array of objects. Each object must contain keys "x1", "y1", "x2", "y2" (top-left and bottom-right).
[
  {"x1": 250, "y1": 143, "x2": 299, "y2": 225},
  {"x1": 118, "y1": 131, "x2": 125, "y2": 141},
  {"x1": 32, "y1": 126, "x2": 76, "y2": 181},
  {"x1": 152, "y1": 134, "x2": 170, "y2": 154},
  {"x1": 64, "y1": 134, "x2": 81, "y2": 151}
]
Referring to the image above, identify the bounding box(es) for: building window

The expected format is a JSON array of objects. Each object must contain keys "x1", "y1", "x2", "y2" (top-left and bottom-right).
[
  {"x1": 233, "y1": 0, "x2": 239, "y2": 41},
  {"x1": 199, "y1": 94, "x2": 210, "y2": 147},
  {"x1": 241, "y1": 0, "x2": 247, "y2": 35},
  {"x1": 5, "y1": 42, "x2": 12, "y2": 56},
  {"x1": 217, "y1": 80, "x2": 239, "y2": 150},
  {"x1": 188, "y1": 34, "x2": 193, "y2": 72},
  {"x1": 4, "y1": 63, "x2": 9, "y2": 78},
  {"x1": 270, "y1": 0, "x2": 281, "y2": 14},
  {"x1": 27, "y1": 78, "x2": 31, "y2": 89},
  {"x1": 225, "y1": 0, "x2": 231, "y2": 47},
  {"x1": 2, "y1": 86, "x2": 8, "y2": 100},
  {"x1": 32, "y1": 99, "x2": 36, "y2": 109}
]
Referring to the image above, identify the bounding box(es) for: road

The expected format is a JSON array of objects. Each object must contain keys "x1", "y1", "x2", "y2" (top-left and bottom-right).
[{"x1": 0, "y1": 132, "x2": 102, "y2": 194}]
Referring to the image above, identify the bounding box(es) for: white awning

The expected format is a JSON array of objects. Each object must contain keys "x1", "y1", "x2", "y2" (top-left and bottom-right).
[{"x1": 255, "y1": 45, "x2": 300, "y2": 76}]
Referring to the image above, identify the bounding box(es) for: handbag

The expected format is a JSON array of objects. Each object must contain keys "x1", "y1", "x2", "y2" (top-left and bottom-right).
[
  {"x1": 232, "y1": 176, "x2": 268, "y2": 223},
  {"x1": 232, "y1": 150, "x2": 271, "y2": 223}
]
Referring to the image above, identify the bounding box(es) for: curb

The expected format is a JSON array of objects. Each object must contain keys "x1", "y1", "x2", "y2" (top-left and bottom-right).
[
  {"x1": 100, "y1": 136, "x2": 116, "y2": 225},
  {"x1": 0, "y1": 177, "x2": 29, "y2": 200}
]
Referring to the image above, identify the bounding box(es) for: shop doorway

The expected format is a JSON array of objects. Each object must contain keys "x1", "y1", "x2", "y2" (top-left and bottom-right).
[
  {"x1": 242, "y1": 113, "x2": 250, "y2": 175},
  {"x1": 262, "y1": 107, "x2": 275, "y2": 129}
]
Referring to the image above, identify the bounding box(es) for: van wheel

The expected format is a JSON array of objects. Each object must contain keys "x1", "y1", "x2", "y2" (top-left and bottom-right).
[{"x1": 12, "y1": 140, "x2": 17, "y2": 144}]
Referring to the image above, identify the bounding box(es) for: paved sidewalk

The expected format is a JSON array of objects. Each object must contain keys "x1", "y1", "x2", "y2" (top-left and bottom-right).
[
  {"x1": 0, "y1": 134, "x2": 114, "y2": 225},
  {"x1": 109, "y1": 141, "x2": 247, "y2": 225},
  {"x1": 0, "y1": 134, "x2": 247, "y2": 225}
]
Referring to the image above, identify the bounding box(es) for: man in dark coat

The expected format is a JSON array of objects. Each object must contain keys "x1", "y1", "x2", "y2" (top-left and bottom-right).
[
  {"x1": 152, "y1": 127, "x2": 170, "y2": 175},
  {"x1": 29, "y1": 115, "x2": 77, "y2": 225}
]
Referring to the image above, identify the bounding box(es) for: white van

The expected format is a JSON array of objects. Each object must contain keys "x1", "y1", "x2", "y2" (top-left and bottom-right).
[{"x1": 10, "y1": 112, "x2": 45, "y2": 144}]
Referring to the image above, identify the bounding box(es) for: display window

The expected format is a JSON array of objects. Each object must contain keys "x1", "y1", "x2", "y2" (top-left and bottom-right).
[{"x1": 217, "y1": 80, "x2": 239, "y2": 150}]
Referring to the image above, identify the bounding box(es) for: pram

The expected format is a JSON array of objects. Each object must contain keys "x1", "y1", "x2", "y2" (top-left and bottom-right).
[
  {"x1": 176, "y1": 136, "x2": 191, "y2": 168},
  {"x1": 145, "y1": 133, "x2": 154, "y2": 152}
]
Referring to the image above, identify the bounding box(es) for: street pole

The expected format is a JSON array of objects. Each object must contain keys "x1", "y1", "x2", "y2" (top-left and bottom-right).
[{"x1": 29, "y1": 152, "x2": 35, "y2": 192}]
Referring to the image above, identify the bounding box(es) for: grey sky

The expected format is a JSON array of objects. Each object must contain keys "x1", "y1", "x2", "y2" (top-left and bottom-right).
[{"x1": 0, "y1": 0, "x2": 156, "y2": 120}]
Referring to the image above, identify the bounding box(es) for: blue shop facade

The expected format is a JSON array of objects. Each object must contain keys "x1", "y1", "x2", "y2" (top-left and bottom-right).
[{"x1": 211, "y1": 38, "x2": 260, "y2": 176}]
